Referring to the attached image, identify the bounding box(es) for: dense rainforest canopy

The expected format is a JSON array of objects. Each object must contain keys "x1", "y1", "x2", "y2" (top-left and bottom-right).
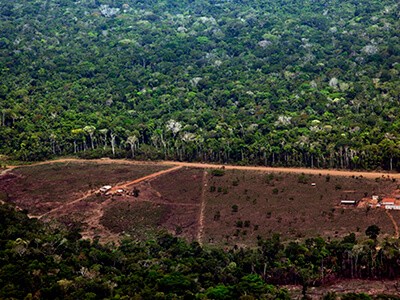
[
  {"x1": 0, "y1": 0, "x2": 399, "y2": 169},
  {"x1": 1, "y1": 203, "x2": 400, "y2": 299}
]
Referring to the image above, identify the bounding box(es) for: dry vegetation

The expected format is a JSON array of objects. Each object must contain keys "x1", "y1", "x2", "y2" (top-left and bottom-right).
[
  {"x1": 0, "y1": 162, "x2": 168, "y2": 215},
  {"x1": 285, "y1": 279, "x2": 400, "y2": 299},
  {"x1": 1, "y1": 162, "x2": 399, "y2": 246},
  {"x1": 100, "y1": 167, "x2": 204, "y2": 241},
  {"x1": 204, "y1": 170, "x2": 398, "y2": 246}
]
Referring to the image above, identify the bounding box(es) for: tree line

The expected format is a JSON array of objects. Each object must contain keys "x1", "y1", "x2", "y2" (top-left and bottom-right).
[
  {"x1": 1, "y1": 203, "x2": 400, "y2": 299},
  {"x1": 0, "y1": 0, "x2": 399, "y2": 170}
]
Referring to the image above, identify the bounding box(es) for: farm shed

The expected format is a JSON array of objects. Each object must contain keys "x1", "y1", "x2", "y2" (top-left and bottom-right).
[
  {"x1": 381, "y1": 200, "x2": 395, "y2": 206},
  {"x1": 385, "y1": 205, "x2": 400, "y2": 210},
  {"x1": 340, "y1": 200, "x2": 358, "y2": 205},
  {"x1": 100, "y1": 185, "x2": 112, "y2": 193}
]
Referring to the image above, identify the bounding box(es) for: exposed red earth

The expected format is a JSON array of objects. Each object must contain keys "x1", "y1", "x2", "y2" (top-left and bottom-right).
[
  {"x1": 1, "y1": 158, "x2": 399, "y2": 245},
  {"x1": 2, "y1": 158, "x2": 400, "y2": 296}
]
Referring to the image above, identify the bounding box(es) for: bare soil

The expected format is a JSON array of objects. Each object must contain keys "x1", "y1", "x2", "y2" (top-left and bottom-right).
[
  {"x1": 0, "y1": 162, "x2": 168, "y2": 215},
  {"x1": 99, "y1": 167, "x2": 205, "y2": 242},
  {"x1": 285, "y1": 279, "x2": 400, "y2": 299},
  {"x1": 162, "y1": 161, "x2": 400, "y2": 179},
  {"x1": 202, "y1": 170, "x2": 398, "y2": 246},
  {"x1": 1, "y1": 159, "x2": 399, "y2": 245},
  {"x1": 2, "y1": 158, "x2": 400, "y2": 295}
]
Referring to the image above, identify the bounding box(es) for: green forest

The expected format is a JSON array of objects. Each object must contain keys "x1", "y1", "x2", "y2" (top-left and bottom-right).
[
  {"x1": 0, "y1": 0, "x2": 399, "y2": 169},
  {"x1": 1, "y1": 203, "x2": 400, "y2": 299}
]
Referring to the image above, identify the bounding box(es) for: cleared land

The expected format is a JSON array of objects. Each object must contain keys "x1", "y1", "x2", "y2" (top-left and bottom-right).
[
  {"x1": 286, "y1": 279, "x2": 400, "y2": 299},
  {"x1": 203, "y1": 170, "x2": 397, "y2": 246},
  {"x1": 0, "y1": 159, "x2": 399, "y2": 245},
  {"x1": 100, "y1": 167, "x2": 204, "y2": 241},
  {"x1": 0, "y1": 161, "x2": 168, "y2": 215}
]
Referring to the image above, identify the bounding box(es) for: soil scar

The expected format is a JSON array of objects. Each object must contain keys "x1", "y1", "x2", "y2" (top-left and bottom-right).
[
  {"x1": 197, "y1": 170, "x2": 208, "y2": 245},
  {"x1": 38, "y1": 165, "x2": 182, "y2": 219},
  {"x1": 385, "y1": 210, "x2": 399, "y2": 239},
  {"x1": 0, "y1": 166, "x2": 17, "y2": 176},
  {"x1": 110, "y1": 165, "x2": 182, "y2": 192},
  {"x1": 4, "y1": 158, "x2": 400, "y2": 179},
  {"x1": 80, "y1": 196, "x2": 117, "y2": 244},
  {"x1": 39, "y1": 189, "x2": 98, "y2": 219},
  {"x1": 162, "y1": 161, "x2": 400, "y2": 179}
]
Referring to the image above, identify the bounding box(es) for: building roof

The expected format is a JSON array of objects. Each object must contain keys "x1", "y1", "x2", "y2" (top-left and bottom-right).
[{"x1": 341, "y1": 200, "x2": 357, "y2": 204}]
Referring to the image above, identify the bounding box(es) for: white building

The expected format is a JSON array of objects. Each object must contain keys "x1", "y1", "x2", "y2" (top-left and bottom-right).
[{"x1": 100, "y1": 185, "x2": 112, "y2": 193}]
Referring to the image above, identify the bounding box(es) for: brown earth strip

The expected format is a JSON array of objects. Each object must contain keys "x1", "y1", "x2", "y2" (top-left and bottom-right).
[
  {"x1": 38, "y1": 165, "x2": 182, "y2": 220},
  {"x1": 109, "y1": 165, "x2": 183, "y2": 192},
  {"x1": 385, "y1": 210, "x2": 399, "y2": 239},
  {"x1": 4, "y1": 158, "x2": 400, "y2": 179},
  {"x1": 197, "y1": 170, "x2": 208, "y2": 245},
  {"x1": 161, "y1": 161, "x2": 400, "y2": 179}
]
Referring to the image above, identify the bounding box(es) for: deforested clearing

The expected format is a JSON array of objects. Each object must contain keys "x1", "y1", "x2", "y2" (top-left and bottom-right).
[{"x1": 1, "y1": 161, "x2": 398, "y2": 245}]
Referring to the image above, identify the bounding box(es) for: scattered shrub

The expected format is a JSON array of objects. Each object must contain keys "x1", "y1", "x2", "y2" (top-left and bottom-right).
[
  {"x1": 132, "y1": 188, "x2": 140, "y2": 197},
  {"x1": 211, "y1": 169, "x2": 225, "y2": 176},
  {"x1": 232, "y1": 204, "x2": 238, "y2": 213},
  {"x1": 298, "y1": 173, "x2": 308, "y2": 184}
]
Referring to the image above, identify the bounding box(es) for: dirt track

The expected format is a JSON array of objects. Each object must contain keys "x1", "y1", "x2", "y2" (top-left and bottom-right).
[
  {"x1": 385, "y1": 210, "x2": 399, "y2": 239},
  {"x1": 3, "y1": 158, "x2": 400, "y2": 242},
  {"x1": 197, "y1": 170, "x2": 208, "y2": 245},
  {"x1": 110, "y1": 165, "x2": 182, "y2": 192},
  {"x1": 38, "y1": 165, "x2": 182, "y2": 219},
  {"x1": 163, "y1": 161, "x2": 400, "y2": 179},
  {"x1": 4, "y1": 158, "x2": 400, "y2": 179}
]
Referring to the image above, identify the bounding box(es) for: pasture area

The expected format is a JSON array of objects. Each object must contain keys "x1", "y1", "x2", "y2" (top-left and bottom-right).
[
  {"x1": 203, "y1": 170, "x2": 398, "y2": 246},
  {"x1": 0, "y1": 162, "x2": 168, "y2": 215},
  {"x1": 1, "y1": 161, "x2": 399, "y2": 246}
]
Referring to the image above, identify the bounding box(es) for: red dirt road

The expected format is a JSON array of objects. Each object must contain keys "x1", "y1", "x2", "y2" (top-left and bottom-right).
[
  {"x1": 162, "y1": 161, "x2": 400, "y2": 179},
  {"x1": 2, "y1": 158, "x2": 400, "y2": 242},
  {"x1": 38, "y1": 165, "x2": 183, "y2": 219},
  {"x1": 109, "y1": 165, "x2": 183, "y2": 192},
  {"x1": 4, "y1": 158, "x2": 400, "y2": 179},
  {"x1": 385, "y1": 210, "x2": 399, "y2": 239}
]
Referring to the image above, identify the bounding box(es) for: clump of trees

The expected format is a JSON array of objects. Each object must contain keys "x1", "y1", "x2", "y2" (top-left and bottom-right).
[
  {"x1": 1, "y1": 203, "x2": 400, "y2": 299},
  {"x1": 0, "y1": 0, "x2": 399, "y2": 170}
]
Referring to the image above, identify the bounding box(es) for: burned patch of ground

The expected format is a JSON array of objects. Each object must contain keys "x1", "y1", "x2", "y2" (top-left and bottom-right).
[
  {"x1": 2, "y1": 162, "x2": 398, "y2": 247},
  {"x1": 150, "y1": 167, "x2": 204, "y2": 204},
  {"x1": 203, "y1": 170, "x2": 397, "y2": 246},
  {"x1": 101, "y1": 200, "x2": 171, "y2": 241},
  {"x1": 285, "y1": 279, "x2": 400, "y2": 299},
  {"x1": 0, "y1": 162, "x2": 168, "y2": 215},
  {"x1": 94, "y1": 167, "x2": 204, "y2": 242}
]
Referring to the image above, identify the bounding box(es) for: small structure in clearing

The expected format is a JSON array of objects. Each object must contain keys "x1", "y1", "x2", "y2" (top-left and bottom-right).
[
  {"x1": 99, "y1": 185, "x2": 112, "y2": 193},
  {"x1": 115, "y1": 189, "x2": 125, "y2": 196},
  {"x1": 381, "y1": 198, "x2": 396, "y2": 206},
  {"x1": 385, "y1": 205, "x2": 400, "y2": 210},
  {"x1": 340, "y1": 200, "x2": 358, "y2": 205}
]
